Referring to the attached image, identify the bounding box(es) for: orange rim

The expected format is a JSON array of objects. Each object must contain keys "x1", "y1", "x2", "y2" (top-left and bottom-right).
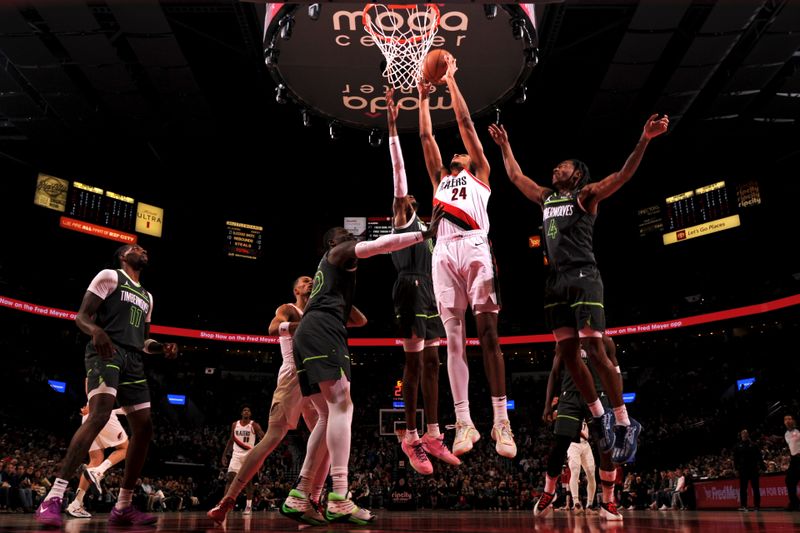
[{"x1": 363, "y1": 3, "x2": 440, "y2": 45}]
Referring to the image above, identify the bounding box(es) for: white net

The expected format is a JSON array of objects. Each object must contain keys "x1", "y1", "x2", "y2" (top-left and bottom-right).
[{"x1": 363, "y1": 3, "x2": 440, "y2": 92}]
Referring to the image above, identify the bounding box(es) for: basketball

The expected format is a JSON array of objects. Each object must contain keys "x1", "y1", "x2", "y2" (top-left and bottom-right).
[{"x1": 422, "y1": 49, "x2": 452, "y2": 85}]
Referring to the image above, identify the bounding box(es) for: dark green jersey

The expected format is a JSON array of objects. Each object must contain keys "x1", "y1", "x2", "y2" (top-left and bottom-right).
[
  {"x1": 542, "y1": 190, "x2": 596, "y2": 271},
  {"x1": 391, "y1": 214, "x2": 434, "y2": 275},
  {"x1": 92, "y1": 269, "x2": 152, "y2": 351},
  {"x1": 305, "y1": 253, "x2": 356, "y2": 326},
  {"x1": 561, "y1": 349, "x2": 603, "y2": 394}
]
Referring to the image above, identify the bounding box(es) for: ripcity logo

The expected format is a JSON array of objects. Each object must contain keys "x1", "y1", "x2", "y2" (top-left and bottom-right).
[{"x1": 331, "y1": 9, "x2": 469, "y2": 48}]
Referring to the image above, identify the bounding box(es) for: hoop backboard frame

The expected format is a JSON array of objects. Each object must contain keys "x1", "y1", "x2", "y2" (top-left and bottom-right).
[{"x1": 262, "y1": 3, "x2": 538, "y2": 132}]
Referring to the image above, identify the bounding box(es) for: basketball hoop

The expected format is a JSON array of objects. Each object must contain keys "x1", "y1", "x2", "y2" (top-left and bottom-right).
[{"x1": 363, "y1": 3, "x2": 440, "y2": 91}]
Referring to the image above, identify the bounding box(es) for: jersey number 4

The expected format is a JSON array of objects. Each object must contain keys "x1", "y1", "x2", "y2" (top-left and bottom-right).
[{"x1": 450, "y1": 187, "x2": 467, "y2": 201}]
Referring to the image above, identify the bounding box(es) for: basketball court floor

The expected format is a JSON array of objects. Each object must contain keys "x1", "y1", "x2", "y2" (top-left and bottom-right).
[{"x1": 2, "y1": 510, "x2": 800, "y2": 533}]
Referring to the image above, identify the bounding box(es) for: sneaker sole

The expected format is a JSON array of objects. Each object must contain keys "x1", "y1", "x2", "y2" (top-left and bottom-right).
[
  {"x1": 207, "y1": 510, "x2": 229, "y2": 523},
  {"x1": 36, "y1": 516, "x2": 63, "y2": 527}
]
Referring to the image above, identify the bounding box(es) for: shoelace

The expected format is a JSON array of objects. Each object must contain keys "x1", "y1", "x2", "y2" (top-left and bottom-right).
[
  {"x1": 445, "y1": 423, "x2": 470, "y2": 441},
  {"x1": 495, "y1": 422, "x2": 514, "y2": 441},
  {"x1": 412, "y1": 442, "x2": 429, "y2": 462}
]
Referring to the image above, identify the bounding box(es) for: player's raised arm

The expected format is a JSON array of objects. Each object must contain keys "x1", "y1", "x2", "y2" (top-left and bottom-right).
[
  {"x1": 441, "y1": 56, "x2": 490, "y2": 185},
  {"x1": 418, "y1": 81, "x2": 448, "y2": 189},
  {"x1": 581, "y1": 114, "x2": 669, "y2": 212},
  {"x1": 387, "y1": 89, "x2": 412, "y2": 228},
  {"x1": 327, "y1": 205, "x2": 443, "y2": 267},
  {"x1": 488, "y1": 123, "x2": 549, "y2": 207}
]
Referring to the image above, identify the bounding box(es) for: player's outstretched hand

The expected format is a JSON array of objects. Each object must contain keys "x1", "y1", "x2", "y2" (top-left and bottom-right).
[
  {"x1": 442, "y1": 54, "x2": 458, "y2": 83},
  {"x1": 417, "y1": 79, "x2": 433, "y2": 99},
  {"x1": 488, "y1": 123, "x2": 509, "y2": 147},
  {"x1": 643, "y1": 113, "x2": 669, "y2": 140}
]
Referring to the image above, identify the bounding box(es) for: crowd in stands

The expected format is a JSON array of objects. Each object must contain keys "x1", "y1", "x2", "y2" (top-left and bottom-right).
[{"x1": 0, "y1": 311, "x2": 797, "y2": 514}]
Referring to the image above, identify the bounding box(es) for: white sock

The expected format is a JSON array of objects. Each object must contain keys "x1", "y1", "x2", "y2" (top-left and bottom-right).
[
  {"x1": 455, "y1": 402, "x2": 473, "y2": 426},
  {"x1": 587, "y1": 399, "x2": 604, "y2": 418},
  {"x1": 331, "y1": 466, "x2": 348, "y2": 498},
  {"x1": 296, "y1": 475, "x2": 312, "y2": 496},
  {"x1": 427, "y1": 424, "x2": 440, "y2": 438},
  {"x1": 95, "y1": 459, "x2": 113, "y2": 475},
  {"x1": 245, "y1": 499, "x2": 252, "y2": 509},
  {"x1": 491, "y1": 395, "x2": 509, "y2": 424},
  {"x1": 116, "y1": 488, "x2": 133, "y2": 509},
  {"x1": 74, "y1": 488, "x2": 85, "y2": 505},
  {"x1": 45, "y1": 478, "x2": 69, "y2": 501},
  {"x1": 405, "y1": 428, "x2": 419, "y2": 443},
  {"x1": 613, "y1": 405, "x2": 630, "y2": 427}
]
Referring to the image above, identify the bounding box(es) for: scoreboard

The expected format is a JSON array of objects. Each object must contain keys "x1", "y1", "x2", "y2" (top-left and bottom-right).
[
  {"x1": 34, "y1": 173, "x2": 163, "y2": 242},
  {"x1": 661, "y1": 181, "x2": 743, "y2": 245},
  {"x1": 225, "y1": 220, "x2": 263, "y2": 260},
  {"x1": 67, "y1": 182, "x2": 136, "y2": 231}
]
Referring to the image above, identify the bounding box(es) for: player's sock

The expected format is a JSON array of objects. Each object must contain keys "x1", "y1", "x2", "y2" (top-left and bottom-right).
[
  {"x1": 95, "y1": 459, "x2": 113, "y2": 475},
  {"x1": 587, "y1": 399, "x2": 604, "y2": 418},
  {"x1": 544, "y1": 475, "x2": 558, "y2": 494},
  {"x1": 405, "y1": 428, "x2": 419, "y2": 443},
  {"x1": 116, "y1": 488, "x2": 133, "y2": 509},
  {"x1": 74, "y1": 488, "x2": 86, "y2": 505},
  {"x1": 491, "y1": 395, "x2": 509, "y2": 424},
  {"x1": 427, "y1": 424, "x2": 441, "y2": 438},
  {"x1": 613, "y1": 405, "x2": 630, "y2": 427},
  {"x1": 45, "y1": 478, "x2": 69, "y2": 501}
]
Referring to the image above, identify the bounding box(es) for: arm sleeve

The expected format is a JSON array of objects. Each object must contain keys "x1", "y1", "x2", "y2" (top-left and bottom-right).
[
  {"x1": 86, "y1": 269, "x2": 118, "y2": 300},
  {"x1": 354, "y1": 232, "x2": 422, "y2": 258},
  {"x1": 390, "y1": 136, "x2": 408, "y2": 198}
]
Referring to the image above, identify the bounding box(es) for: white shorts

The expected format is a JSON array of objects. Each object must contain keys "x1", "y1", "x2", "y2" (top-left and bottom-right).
[
  {"x1": 269, "y1": 361, "x2": 318, "y2": 431},
  {"x1": 228, "y1": 450, "x2": 249, "y2": 473},
  {"x1": 83, "y1": 412, "x2": 128, "y2": 452},
  {"x1": 432, "y1": 230, "x2": 500, "y2": 322},
  {"x1": 568, "y1": 441, "x2": 595, "y2": 472}
]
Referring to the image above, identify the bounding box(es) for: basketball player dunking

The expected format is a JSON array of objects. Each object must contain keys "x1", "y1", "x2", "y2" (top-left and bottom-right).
[
  {"x1": 220, "y1": 406, "x2": 264, "y2": 515},
  {"x1": 418, "y1": 56, "x2": 515, "y2": 458},
  {"x1": 386, "y1": 88, "x2": 460, "y2": 475},
  {"x1": 489, "y1": 114, "x2": 668, "y2": 465},
  {"x1": 282, "y1": 209, "x2": 442, "y2": 525}
]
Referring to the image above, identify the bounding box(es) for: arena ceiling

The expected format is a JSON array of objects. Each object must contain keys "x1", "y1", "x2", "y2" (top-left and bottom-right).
[{"x1": 1, "y1": 1, "x2": 798, "y2": 331}]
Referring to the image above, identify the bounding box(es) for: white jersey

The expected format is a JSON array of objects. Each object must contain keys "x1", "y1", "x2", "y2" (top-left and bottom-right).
[
  {"x1": 278, "y1": 304, "x2": 303, "y2": 365},
  {"x1": 433, "y1": 169, "x2": 491, "y2": 237},
  {"x1": 232, "y1": 420, "x2": 255, "y2": 454}
]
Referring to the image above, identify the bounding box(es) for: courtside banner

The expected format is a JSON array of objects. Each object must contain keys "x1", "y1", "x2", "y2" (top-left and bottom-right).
[
  {"x1": 2, "y1": 293, "x2": 798, "y2": 346},
  {"x1": 695, "y1": 474, "x2": 799, "y2": 509}
]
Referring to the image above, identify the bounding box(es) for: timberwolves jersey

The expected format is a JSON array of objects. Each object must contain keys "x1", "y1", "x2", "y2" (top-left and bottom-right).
[
  {"x1": 561, "y1": 349, "x2": 603, "y2": 394},
  {"x1": 391, "y1": 214, "x2": 434, "y2": 274},
  {"x1": 433, "y1": 169, "x2": 491, "y2": 237},
  {"x1": 91, "y1": 270, "x2": 152, "y2": 351},
  {"x1": 542, "y1": 190, "x2": 596, "y2": 271},
  {"x1": 232, "y1": 420, "x2": 255, "y2": 453},
  {"x1": 305, "y1": 253, "x2": 356, "y2": 326}
]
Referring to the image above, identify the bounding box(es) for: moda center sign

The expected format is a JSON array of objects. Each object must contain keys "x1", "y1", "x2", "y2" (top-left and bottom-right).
[{"x1": 262, "y1": 3, "x2": 538, "y2": 131}]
